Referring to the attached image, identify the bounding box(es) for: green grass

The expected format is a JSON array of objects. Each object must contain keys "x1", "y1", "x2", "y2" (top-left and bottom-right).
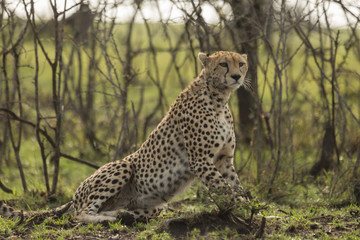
[{"x1": 1, "y1": 186, "x2": 360, "y2": 239}]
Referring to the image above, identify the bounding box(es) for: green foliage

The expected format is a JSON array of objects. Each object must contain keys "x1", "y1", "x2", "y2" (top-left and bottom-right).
[
  {"x1": 136, "y1": 231, "x2": 173, "y2": 240},
  {"x1": 108, "y1": 219, "x2": 128, "y2": 231},
  {"x1": 0, "y1": 217, "x2": 21, "y2": 237},
  {"x1": 188, "y1": 228, "x2": 201, "y2": 239}
]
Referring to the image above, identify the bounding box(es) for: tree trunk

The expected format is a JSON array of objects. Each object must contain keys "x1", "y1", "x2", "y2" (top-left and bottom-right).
[
  {"x1": 310, "y1": 125, "x2": 336, "y2": 177},
  {"x1": 230, "y1": 0, "x2": 268, "y2": 143},
  {"x1": 230, "y1": 0, "x2": 271, "y2": 183}
]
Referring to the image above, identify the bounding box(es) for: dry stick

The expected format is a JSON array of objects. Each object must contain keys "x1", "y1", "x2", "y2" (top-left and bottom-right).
[
  {"x1": 74, "y1": 10, "x2": 103, "y2": 153},
  {"x1": 84, "y1": 26, "x2": 100, "y2": 153},
  {"x1": 76, "y1": 46, "x2": 84, "y2": 118},
  {"x1": 131, "y1": 102, "x2": 139, "y2": 152},
  {"x1": 185, "y1": 20, "x2": 199, "y2": 77},
  {"x1": 156, "y1": 1, "x2": 187, "y2": 88},
  {"x1": 334, "y1": 0, "x2": 360, "y2": 22},
  {"x1": 283, "y1": 41, "x2": 295, "y2": 183},
  {"x1": 334, "y1": 31, "x2": 357, "y2": 152},
  {"x1": 1, "y1": 13, "x2": 29, "y2": 193},
  {"x1": 323, "y1": 6, "x2": 342, "y2": 192},
  {"x1": 10, "y1": 46, "x2": 27, "y2": 193},
  {"x1": 295, "y1": 5, "x2": 356, "y2": 177},
  {"x1": 0, "y1": 6, "x2": 21, "y2": 56},
  {"x1": 88, "y1": 33, "x2": 124, "y2": 152},
  {"x1": 256, "y1": 52, "x2": 273, "y2": 184},
  {"x1": 140, "y1": 8, "x2": 167, "y2": 140},
  {"x1": 23, "y1": 0, "x2": 50, "y2": 193},
  {"x1": 0, "y1": 108, "x2": 99, "y2": 170},
  {"x1": 156, "y1": 0, "x2": 187, "y2": 89},
  {"x1": 333, "y1": 10, "x2": 358, "y2": 152},
  {"x1": 0, "y1": 7, "x2": 7, "y2": 170},
  {"x1": 172, "y1": 0, "x2": 204, "y2": 56},
  {"x1": 0, "y1": 127, "x2": 8, "y2": 169},
  {"x1": 22, "y1": 0, "x2": 53, "y2": 67},
  {"x1": 143, "y1": 72, "x2": 166, "y2": 140},
  {"x1": 293, "y1": 18, "x2": 360, "y2": 127},
  {"x1": 23, "y1": 0, "x2": 72, "y2": 193},
  {"x1": 324, "y1": 7, "x2": 341, "y2": 166},
  {"x1": 3, "y1": 52, "x2": 28, "y2": 194},
  {"x1": 1, "y1": 21, "x2": 28, "y2": 56},
  {"x1": 62, "y1": 46, "x2": 76, "y2": 144},
  {"x1": 354, "y1": 148, "x2": 360, "y2": 178},
  {"x1": 159, "y1": 30, "x2": 189, "y2": 93},
  {"x1": 48, "y1": 0, "x2": 63, "y2": 195},
  {"x1": 74, "y1": 33, "x2": 102, "y2": 154},
  {"x1": 116, "y1": 5, "x2": 139, "y2": 156},
  {"x1": 100, "y1": 7, "x2": 138, "y2": 160},
  {"x1": 59, "y1": 153, "x2": 99, "y2": 169},
  {"x1": 308, "y1": 6, "x2": 334, "y2": 177},
  {"x1": 191, "y1": 0, "x2": 211, "y2": 52},
  {"x1": 316, "y1": 6, "x2": 331, "y2": 116},
  {"x1": 255, "y1": 216, "x2": 266, "y2": 239},
  {"x1": 111, "y1": 35, "x2": 141, "y2": 146},
  {"x1": 0, "y1": 180, "x2": 13, "y2": 194},
  {"x1": 5, "y1": 103, "x2": 28, "y2": 194},
  {"x1": 266, "y1": 0, "x2": 287, "y2": 195}
]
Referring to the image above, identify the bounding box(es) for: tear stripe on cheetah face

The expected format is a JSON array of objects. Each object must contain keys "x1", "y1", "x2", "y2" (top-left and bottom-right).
[{"x1": 0, "y1": 51, "x2": 249, "y2": 223}]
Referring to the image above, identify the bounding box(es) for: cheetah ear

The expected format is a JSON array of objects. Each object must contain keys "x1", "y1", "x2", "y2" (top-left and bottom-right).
[
  {"x1": 241, "y1": 54, "x2": 247, "y2": 60},
  {"x1": 198, "y1": 52, "x2": 210, "y2": 67}
]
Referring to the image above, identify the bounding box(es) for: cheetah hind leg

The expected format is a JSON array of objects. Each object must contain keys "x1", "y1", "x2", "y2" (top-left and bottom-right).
[
  {"x1": 75, "y1": 159, "x2": 134, "y2": 223},
  {"x1": 76, "y1": 207, "x2": 163, "y2": 225},
  {"x1": 114, "y1": 207, "x2": 163, "y2": 225}
]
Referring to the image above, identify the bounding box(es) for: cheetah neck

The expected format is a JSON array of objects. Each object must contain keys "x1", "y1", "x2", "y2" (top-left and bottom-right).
[
  {"x1": 206, "y1": 85, "x2": 232, "y2": 114},
  {"x1": 185, "y1": 71, "x2": 234, "y2": 109},
  {"x1": 200, "y1": 73, "x2": 234, "y2": 109}
]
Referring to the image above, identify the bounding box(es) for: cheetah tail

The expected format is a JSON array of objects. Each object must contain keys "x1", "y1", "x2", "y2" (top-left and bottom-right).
[
  {"x1": 0, "y1": 200, "x2": 74, "y2": 221},
  {"x1": 0, "y1": 200, "x2": 22, "y2": 219},
  {"x1": 52, "y1": 201, "x2": 73, "y2": 217}
]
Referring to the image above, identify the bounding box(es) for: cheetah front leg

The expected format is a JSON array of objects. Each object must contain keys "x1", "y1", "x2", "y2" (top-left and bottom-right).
[
  {"x1": 186, "y1": 154, "x2": 237, "y2": 210},
  {"x1": 215, "y1": 155, "x2": 248, "y2": 201},
  {"x1": 182, "y1": 134, "x2": 246, "y2": 210},
  {"x1": 182, "y1": 140, "x2": 237, "y2": 210},
  {"x1": 214, "y1": 137, "x2": 248, "y2": 200},
  {"x1": 179, "y1": 112, "x2": 247, "y2": 210}
]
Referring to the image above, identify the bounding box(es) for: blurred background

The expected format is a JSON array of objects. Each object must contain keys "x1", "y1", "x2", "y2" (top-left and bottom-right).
[{"x1": 0, "y1": 0, "x2": 359, "y2": 205}]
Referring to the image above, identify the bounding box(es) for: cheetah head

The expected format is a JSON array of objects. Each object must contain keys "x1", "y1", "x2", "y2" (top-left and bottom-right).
[{"x1": 198, "y1": 51, "x2": 248, "y2": 91}]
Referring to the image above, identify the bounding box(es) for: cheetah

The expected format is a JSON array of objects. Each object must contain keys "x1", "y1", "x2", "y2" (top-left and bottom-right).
[{"x1": 0, "y1": 51, "x2": 249, "y2": 223}]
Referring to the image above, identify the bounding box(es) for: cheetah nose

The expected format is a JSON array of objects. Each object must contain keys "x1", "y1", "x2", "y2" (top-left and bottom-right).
[{"x1": 231, "y1": 74, "x2": 241, "y2": 81}]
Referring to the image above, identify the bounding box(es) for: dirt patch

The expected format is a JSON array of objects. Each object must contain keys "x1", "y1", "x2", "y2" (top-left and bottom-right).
[
  {"x1": 263, "y1": 211, "x2": 360, "y2": 238},
  {"x1": 66, "y1": 231, "x2": 137, "y2": 240},
  {"x1": 158, "y1": 210, "x2": 265, "y2": 238}
]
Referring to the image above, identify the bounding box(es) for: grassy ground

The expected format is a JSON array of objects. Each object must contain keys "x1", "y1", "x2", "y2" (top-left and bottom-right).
[
  {"x1": 1, "y1": 130, "x2": 358, "y2": 239},
  {"x1": 1, "y1": 181, "x2": 360, "y2": 239}
]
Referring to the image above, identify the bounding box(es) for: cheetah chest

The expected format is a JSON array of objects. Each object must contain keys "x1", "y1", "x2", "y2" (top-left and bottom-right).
[
  {"x1": 217, "y1": 111, "x2": 234, "y2": 143},
  {"x1": 133, "y1": 134, "x2": 194, "y2": 207}
]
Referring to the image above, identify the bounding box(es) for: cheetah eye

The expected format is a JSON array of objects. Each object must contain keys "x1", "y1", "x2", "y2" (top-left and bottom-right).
[
  {"x1": 239, "y1": 62, "x2": 245, "y2": 68},
  {"x1": 219, "y1": 62, "x2": 228, "y2": 68}
]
